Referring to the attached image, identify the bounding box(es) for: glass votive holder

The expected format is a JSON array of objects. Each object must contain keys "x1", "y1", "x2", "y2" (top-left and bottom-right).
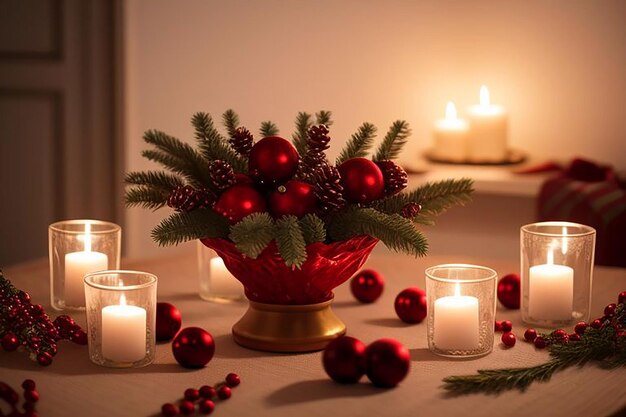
[
  {"x1": 426, "y1": 264, "x2": 497, "y2": 358},
  {"x1": 197, "y1": 241, "x2": 244, "y2": 303},
  {"x1": 84, "y1": 271, "x2": 157, "y2": 368},
  {"x1": 521, "y1": 221, "x2": 596, "y2": 328},
  {"x1": 49, "y1": 220, "x2": 121, "y2": 311}
]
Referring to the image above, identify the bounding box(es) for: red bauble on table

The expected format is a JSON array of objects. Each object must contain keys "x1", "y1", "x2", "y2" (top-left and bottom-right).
[
  {"x1": 501, "y1": 332, "x2": 516, "y2": 347},
  {"x1": 618, "y1": 291, "x2": 626, "y2": 305},
  {"x1": 365, "y1": 338, "x2": 410, "y2": 388},
  {"x1": 172, "y1": 327, "x2": 215, "y2": 368},
  {"x1": 497, "y1": 273, "x2": 520, "y2": 309},
  {"x1": 1, "y1": 333, "x2": 19, "y2": 351},
  {"x1": 394, "y1": 287, "x2": 427, "y2": 324},
  {"x1": 269, "y1": 180, "x2": 318, "y2": 218},
  {"x1": 248, "y1": 136, "x2": 299, "y2": 185},
  {"x1": 214, "y1": 184, "x2": 266, "y2": 223},
  {"x1": 156, "y1": 302, "x2": 182, "y2": 342},
  {"x1": 350, "y1": 269, "x2": 384, "y2": 303},
  {"x1": 337, "y1": 158, "x2": 385, "y2": 203},
  {"x1": 322, "y1": 336, "x2": 367, "y2": 384}
]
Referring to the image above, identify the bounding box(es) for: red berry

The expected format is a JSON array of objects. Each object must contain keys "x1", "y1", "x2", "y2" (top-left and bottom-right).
[
  {"x1": 24, "y1": 390, "x2": 39, "y2": 402},
  {"x1": 22, "y1": 379, "x2": 36, "y2": 391},
  {"x1": 217, "y1": 385, "x2": 232, "y2": 400},
  {"x1": 71, "y1": 329, "x2": 88, "y2": 345},
  {"x1": 179, "y1": 400, "x2": 194, "y2": 415},
  {"x1": 184, "y1": 388, "x2": 200, "y2": 401},
  {"x1": 501, "y1": 332, "x2": 516, "y2": 347},
  {"x1": 574, "y1": 322, "x2": 587, "y2": 335},
  {"x1": 494, "y1": 321, "x2": 502, "y2": 332},
  {"x1": 225, "y1": 373, "x2": 241, "y2": 387},
  {"x1": 552, "y1": 329, "x2": 567, "y2": 339},
  {"x1": 199, "y1": 399, "x2": 215, "y2": 414},
  {"x1": 618, "y1": 291, "x2": 626, "y2": 305},
  {"x1": 604, "y1": 303, "x2": 617, "y2": 317},
  {"x1": 569, "y1": 333, "x2": 581, "y2": 342},
  {"x1": 36, "y1": 352, "x2": 52, "y2": 366},
  {"x1": 199, "y1": 385, "x2": 216, "y2": 399},
  {"x1": 161, "y1": 403, "x2": 178, "y2": 417},
  {"x1": 534, "y1": 336, "x2": 547, "y2": 349},
  {"x1": 501, "y1": 320, "x2": 512, "y2": 332},
  {"x1": 1, "y1": 333, "x2": 19, "y2": 351},
  {"x1": 524, "y1": 328, "x2": 537, "y2": 342},
  {"x1": 591, "y1": 319, "x2": 602, "y2": 329}
]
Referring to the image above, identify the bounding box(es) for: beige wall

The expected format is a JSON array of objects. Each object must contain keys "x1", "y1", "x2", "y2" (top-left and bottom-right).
[{"x1": 124, "y1": 0, "x2": 626, "y2": 258}]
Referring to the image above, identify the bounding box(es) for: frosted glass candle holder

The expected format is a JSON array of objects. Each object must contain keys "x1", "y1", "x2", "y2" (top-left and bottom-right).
[
  {"x1": 84, "y1": 271, "x2": 157, "y2": 368},
  {"x1": 521, "y1": 222, "x2": 595, "y2": 328},
  {"x1": 197, "y1": 241, "x2": 244, "y2": 303},
  {"x1": 426, "y1": 264, "x2": 497, "y2": 358},
  {"x1": 49, "y1": 220, "x2": 121, "y2": 310}
]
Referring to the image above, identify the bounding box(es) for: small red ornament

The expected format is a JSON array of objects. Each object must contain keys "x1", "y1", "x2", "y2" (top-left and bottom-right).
[
  {"x1": 217, "y1": 385, "x2": 232, "y2": 400},
  {"x1": 179, "y1": 400, "x2": 195, "y2": 415},
  {"x1": 350, "y1": 269, "x2": 384, "y2": 303},
  {"x1": 552, "y1": 329, "x2": 569, "y2": 344},
  {"x1": 591, "y1": 319, "x2": 602, "y2": 329},
  {"x1": 604, "y1": 303, "x2": 617, "y2": 317},
  {"x1": 22, "y1": 379, "x2": 36, "y2": 391},
  {"x1": 184, "y1": 388, "x2": 200, "y2": 401},
  {"x1": 199, "y1": 399, "x2": 215, "y2": 414},
  {"x1": 1, "y1": 333, "x2": 19, "y2": 351},
  {"x1": 156, "y1": 302, "x2": 182, "y2": 342},
  {"x1": 574, "y1": 321, "x2": 587, "y2": 335},
  {"x1": 494, "y1": 321, "x2": 503, "y2": 332},
  {"x1": 618, "y1": 291, "x2": 626, "y2": 305},
  {"x1": 524, "y1": 328, "x2": 537, "y2": 342},
  {"x1": 200, "y1": 385, "x2": 216, "y2": 399},
  {"x1": 225, "y1": 373, "x2": 241, "y2": 387},
  {"x1": 249, "y1": 136, "x2": 299, "y2": 185},
  {"x1": 269, "y1": 180, "x2": 318, "y2": 218},
  {"x1": 501, "y1": 332, "x2": 516, "y2": 347},
  {"x1": 24, "y1": 390, "x2": 39, "y2": 403},
  {"x1": 501, "y1": 320, "x2": 512, "y2": 333},
  {"x1": 394, "y1": 287, "x2": 427, "y2": 324},
  {"x1": 337, "y1": 158, "x2": 385, "y2": 203},
  {"x1": 36, "y1": 352, "x2": 52, "y2": 366},
  {"x1": 322, "y1": 336, "x2": 367, "y2": 384},
  {"x1": 161, "y1": 403, "x2": 178, "y2": 417},
  {"x1": 534, "y1": 336, "x2": 547, "y2": 349},
  {"x1": 172, "y1": 327, "x2": 215, "y2": 368},
  {"x1": 365, "y1": 338, "x2": 410, "y2": 388},
  {"x1": 70, "y1": 329, "x2": 88, "y2": 345},
  {"x1": 569, "y1": 333, "x2": 581, "y2": 342},
  {"x1": 214, "y1": 184, "x2": 267, "y2": 223},
  {"x1": 497, "y1": 273, "x2": 520, "y2": 309}
]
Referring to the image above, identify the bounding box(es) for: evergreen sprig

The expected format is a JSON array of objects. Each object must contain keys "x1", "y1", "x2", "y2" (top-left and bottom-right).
[
  {"x1": 275, "y1": 216, "x2": 307, "y2": 268},
  {"x1": 125, "y1": 186, "x2": 170, "y2": 210},
  {"x1": 315, "y1": 110, "x2": 333, "y2": 127},
  {"x1": 260, "y1": 121, "x2": 279, "y2": 137},
  {"x1": 191, "y1": 112, "x2": 246, "y2": 173},
  {"x1": 124, "y1": 171, "x2": 184, "y2": 191},
  {"x1": 222, "y1": 109, "x2": 240, "y2": 138},
  {"x1": 336, "y1": 122, "x2": 377, "y2": 165},
  {"x1": 443, "y1": 303, "x2": 626, "y2": 395},
  {"x1": 292, "y1": 112, "x2": 313, "y2": 156},
  {"x1": 372, "y1": 120, "x2": 411, "y2": 161},
  {"x1": 151, "y1": 209, "x2": 229, "y2": 246},
  {"x1": 299, "y1": 214, "x2": 326, "y2": 244},
  {"x1": 229, "y1": 213, "x2": 275, "y2": 259}
]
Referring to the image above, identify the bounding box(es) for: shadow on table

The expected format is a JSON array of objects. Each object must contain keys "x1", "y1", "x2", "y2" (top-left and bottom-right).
[
  {"x1": 410, "y1": 347, "x2": 453, "y2": 362},
  {"x1": 363, "y1": 317, "x2": 412, "y2": 328},
  {"x1": 213, "y1": 333, "x2": 284, "y2": 359},
  {"x1": 331, "y1": 300, "x2": 362, "y2": 309},
  {"x1": 266, "y1": 379, "x2": 384, "y2": 406}
]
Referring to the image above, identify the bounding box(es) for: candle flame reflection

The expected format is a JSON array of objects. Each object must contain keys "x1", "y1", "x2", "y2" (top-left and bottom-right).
[
  {"x1": 445, "y1": 101, "x2": 458, "y2": 120},
  {"x1": 561, "y1": 226, "x2": 568, "y2": 255},
  {"x1": 454, "y1": 282, "x2": 461, "y2": 297},
  {"x1": 120, "y1": 293, "x2": 127, "y2": 306},
  {"x1": 547, "y1": 245, "x2": 555, "y2": 265},
  {"x1": 480, "y1": 85, "x2": 490, "y2": 107}
]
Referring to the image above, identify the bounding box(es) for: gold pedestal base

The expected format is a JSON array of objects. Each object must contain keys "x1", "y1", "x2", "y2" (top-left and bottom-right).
[{"x1": 232, "y1": 298, "x2": 346, "y2": 352}]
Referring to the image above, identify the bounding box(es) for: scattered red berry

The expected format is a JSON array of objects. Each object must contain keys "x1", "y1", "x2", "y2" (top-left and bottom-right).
[
  {"x1": 524, "y1": 328, "x2": 537, "y2": 342},
  {"x1": 604, "y1": 303, "x2": 617, "y2": 317},
  {"x1": 618, "y1": 291, "x2": 626, "y2": 305},
  {"x1": 179, "y1": 400, "x2": 195, "y2": 415},
  {"x1": 36, "y1": 352, "x2": 52, "y2": 366},
  {"x1": 217, "y1": 385, "x2": 232, "y2": 400},
  {"x1": 161, "y1": 403, "x2": 178, "y2": 417},
  {"x1": 591, "y1": 319, "x2": 602, "y2": 329},
  {"x1": 574, "y1": 321, "x2": 587, "y2": 335},
  {"x1": 184, "y1": 388, "x2": 199, "y2": 401},
  {"x1": 501, "y1": 332, "x2": 516, "y2": 347},
  {"x1": 494, "y1": 321, "x2": 502, "y2": 332},
  {"x1": 199, "y1": 399, "x2": 215, "y2": 414},
  {"x1": 24, "y1": 390, "x2": 39, "y2": 403},
  {"x1": 199, "y1": 385, "x2": 216, "y2": 399},
  {"x1": 534, "y1": 336, "x2": 547, "y2": 349},
  {"x1": 21, "y1": 379, "x2": 36, "y2": 391},
  {"x1": 501, "y1": 320, "x2": 513, "y2": 332},
  {"x1": 552, "y1": 329, "x2": 567, "y2": 338},
  {"x1": 225, "y1": 373, "x2": 241, "y2": 387},
  {"x1": 569, "y1": 333, "x2": 581, "y2": 342}
]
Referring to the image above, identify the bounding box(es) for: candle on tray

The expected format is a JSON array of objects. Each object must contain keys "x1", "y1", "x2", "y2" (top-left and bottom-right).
[
  {"x1": 432, "y1": 101, "x2": 469, "y2": 162},
  {"x1": 466, "y1": 85, "x2": 508, "y2": 162},
  {"x1": 433, "y1": 283, "x2": 480, "y2": 351},
  {"x1": 528, "y1": 244, "x2": 574, "y2": 321},
  {"x1": 210, "y1": 257, "x2": 244, "y2": 298},
  {"x1": 64, "y1": 223, "x2": 108, "y2": 307},
  {"x1": 102, "y1": 293, "x2": 147, "y2": 363}
]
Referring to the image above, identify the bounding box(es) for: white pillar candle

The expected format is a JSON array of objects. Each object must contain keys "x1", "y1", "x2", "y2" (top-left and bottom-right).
[
  {"x1": 466, "y1": 85, "x2": 508, "y2": 162},
  {"x1": 433, "y1": 284, "x2": 480, "y2": 351},
  {"x1": 102, "y1": 294, "x2": 147, "y2": 362},
  {"x1": 432, "y1": 101, "x2": 469, "y2": 162},
  {"x1": 210, "y1": 257, "x2": 244, "y2": 297},
  {"x1": 528, "y1": 246, "x2": 574, "y2": 321},
  {"x1": 64, "y1": 223, "x2": 108, "y2": 307}
]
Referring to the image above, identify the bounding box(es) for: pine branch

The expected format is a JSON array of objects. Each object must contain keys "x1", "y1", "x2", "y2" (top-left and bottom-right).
[
  {"x1": 275, "y1": 216, "x2": 307, "y2": 269},
  {"x1": 336, "y1": 122, "x2": 377, "y2": 165},
  {"x1": 315, "y1": 110, "x2": 333, "y2": 127},
  {"x1": 372, "y1": 178, "x2": 474, "y2": 225},
  {"x1": 125, "y1": 186, "x2": 169, "y2": 210},
  {"x1": 124, "y1": 171, "x2": 184, "y2": 191},
  {"x1": 191, "y1": 112, "x2": 246, "y2": 172},
  {"x1": 151, "y1": 209, "x2": 229, "y2": 246},
  {"x1": 328, "y1": 208, "x2": 427, "y2": 257},
  {"x1": 228, "y1": 213, "x2": 275, "y2": 259},
  {"x1": 292, "y1": 112, "x2": 313, "y2": 156},
  {"x1": 372, "y1": 120, "x2": 411, "y2": 161},
  {"x1": 260, "y1": 121, "x2": 279, "y2": 137},
  {"x1": 299, "y1": 214, "x2": 326, "y2": 244},
  {"x1": 222, "y1": 109, "x2": 240, "y2": 138}
]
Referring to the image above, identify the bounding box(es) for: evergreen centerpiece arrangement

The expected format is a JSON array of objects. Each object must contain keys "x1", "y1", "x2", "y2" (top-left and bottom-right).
[{"x1": 125, "y1": 110, "x2": 472, "y2": 305}]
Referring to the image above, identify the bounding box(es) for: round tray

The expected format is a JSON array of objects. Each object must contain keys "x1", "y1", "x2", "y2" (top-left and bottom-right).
[{"x1": 424, "y1": 149, "x2": 527, "y2": 166}]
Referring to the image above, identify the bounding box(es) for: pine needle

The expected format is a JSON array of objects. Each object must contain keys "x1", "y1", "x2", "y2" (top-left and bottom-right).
[
  {"x1": 259, "y1": 121, "x2": 279, "y2": 137},
  {"x1": 336, "y1": 122, "x2": 377, "y2": 165},
  {"x1": 275, "y1": 216, "x2": 307, "y2": 269},
  {"x1": 124, "y1": 171, "x2": 184, "y2": 191},
  {"x1": 191, "y1": 112, "x2": 246, "y2": 172},
  {"x1": 315, "y1": 110, "x2": 333, "y2": 127},
  {"x1": 292, "y1": 112, "x2": 313, "y2": 156},
  {"x1": 125, "y1": 186, "x2": 169, "y2": 210},
  {"x1": 299, "y1": 214, "x2": 326, "y2": 244},
  {"x1": 372, "y1": 120, "x2": 411, "y2": 161},
  {"x1": 229, "y1": 213, "x2": 275, "y2": 258},
  {"x1": 151, "y1": 209, "x2": 230, "y2": 246},
  {"x1": 222, "y1": 109, "x2": 240, "y2": 138}
]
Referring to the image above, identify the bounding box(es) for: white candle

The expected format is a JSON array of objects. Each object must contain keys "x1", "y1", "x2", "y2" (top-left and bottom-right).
[
  {"x1": 64, "y1": 223, "x2": 108, "y2": 307},
  {"x1": 432, "y1": 101, "x2": 469, "y2": 161},
  {"x1": 528, "y1": 246, "x2": 574, "y2": 321},
  {"x1": 102, "y1": 294, "x2": 147, "y2": 362},
  {"x1": 210, "y1": 257, "x2": 244, "y2": 297},
  {"x1": 433, "y1": 284, "x2": 480, "y2": 351},
  {"x1": 466, "y1": 85, "x2": 508, "y2": 162}
]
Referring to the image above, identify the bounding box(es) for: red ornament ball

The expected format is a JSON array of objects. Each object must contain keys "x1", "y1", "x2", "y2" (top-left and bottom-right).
[
  {"x1": 494, "y1": 321, "x2": 503, "y2": 332},
  {"x1": 22, "y1": 379, "x2": 36, "y2": 391},
  {"x1": 200, "y1": 385, "x2": 216, "y2": 399},
  {"x1": 394, "y1": 287, "x2": 427, "y2": 324},
  {"x1": 497, "y1": 273, "x2": 520, "y2": 309},
  {"x1": 184, "y1": 388, "x2": 200, "y2": 401},
  {"x1": 225, "y1": 373, "x2": 241, "y2": 387},
  {"x1": 534, "y1": 336, "x2": 547, "y2": 349},
  {"x1": 156, "y1": 302, "x2": 182, "y2": 342},
  {"x1": 161, "y1": 403, "x2": 178, "y2": 417},
  {"x1": 172, "y1": 327, "x2": 215, "y2": 368},
  {"x1": 214, "y1": 184, "x2": 267, "y2": 224},
  {"x1": 574, "y1": 321, "x2": 587, "y2": 335},
  {"x1": 618, "y1": 291, "x2": 626, "y2": 305},
  {"x1": 524, "y1": 328, "x2": 537, "y2": 342},
  {"x1": 179, "y1": 400, "x2": 195, "y2": 415},
  {"x1": 199, "y1": 399, "x2": 215, "y2": 414},
  {"x1": 365, "y1": 338, "x2": 410, "y2": 388},
  {"x1": 338, "y1": 158, "x2": 384, "y2": 203},
  {"x1": 269, "y1": 180, "x2": 318, "y2": 218},
  {"x1": 234, "y1": 173, "x2": 253, "y2": 185},
  {"x1": 249, "y1": 136, "x2": 299, "y2": 184},
  {"x1": 36, "y1": 352, "x2": 52, "y2": 366},
  {"x1": 569, "y1": 333, "x2": 581, "y2": 342},
  {"x1": 591, "y1": 318, "x2": 603, "y2": 329},
  {"x1": 322, "y1": 336, "x2": 367, "y2": 384},
  {"x1": 1, "y1": 333, "x2": 19, "y2": 351},
  {"x1": 501, "y1": 320, "x2": 513, "y2": 333},
  {"x1": 604, "y1": 303, "x2": 617, "y2": 317},
  {"x1": 24, "y1": 390, "x2": 39, "y2": 403},
  {"x1": 501, "y1": 332, "x2": 516, "y2": 347},
  {"x1": 350, "y1": 269, "x2": 384, "y2": 303},
  {"x1": 217, "y1": 385, "x2": 232, "y2": 400}
]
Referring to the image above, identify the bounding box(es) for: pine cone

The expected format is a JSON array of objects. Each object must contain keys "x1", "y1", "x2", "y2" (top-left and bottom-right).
[
  {"x1": 401, "y1": 202, "x2": 422, "y2": 219},
  {"x1": 312, "y1": 165, "x2": 346, "y2": 213},
  {"x1": 300, "y1": 125, "x2": 331, "y2": 178},
  {"x1": 167, "y1": 185, "x2": 213, "y2": 212},
  {"x1": 377, "y1": 160, "x2": 408, "y2": 196},
  {"x1": 229, "y1": 127, "x2": 254, "y2": 156},
  {"x1": 209, "y1": 160, "x2": 236, "y2": 190}
]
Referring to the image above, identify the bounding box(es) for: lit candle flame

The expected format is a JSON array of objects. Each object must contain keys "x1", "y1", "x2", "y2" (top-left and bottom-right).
[
  {"x1": 561, "y1": 226, "x2": 568, "y2": 255},
  {"x1": 454, "y1": 282, "x2": 461, "y2": 297},
  {"x1": 480, "y1": 85, "x2": 490, "y2": 107},
  {"x1": 84, "y1": 222, "x2": 92, "y2": 252},
  {"x1": 445, "y1": 101, "x2": 458, "y2": 121},
  {"x1": 120, "y1": 293, "x2": 127, "y2": 306}
]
